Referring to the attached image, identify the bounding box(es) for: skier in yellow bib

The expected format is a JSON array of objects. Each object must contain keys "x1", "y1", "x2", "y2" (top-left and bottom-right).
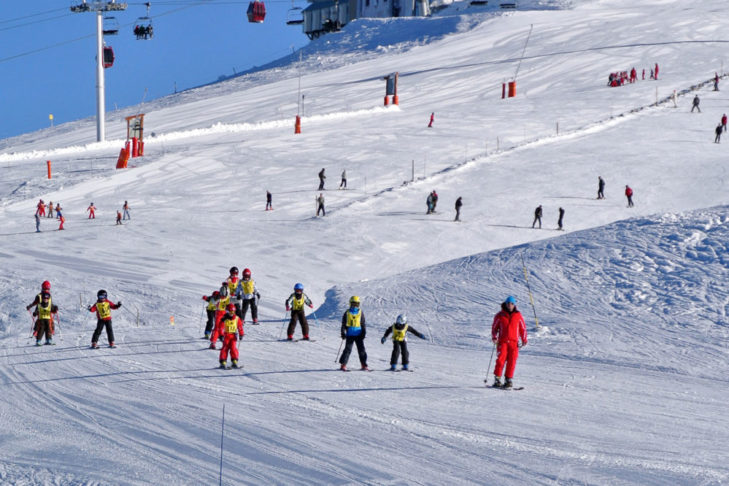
[{"x1": 380, "y1": 314, "x2": 426, "y2": 371}]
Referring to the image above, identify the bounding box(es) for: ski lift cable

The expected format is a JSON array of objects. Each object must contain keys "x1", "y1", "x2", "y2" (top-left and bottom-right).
[
  {"x1": 0, "y1": 7, "x2": 68, "y2": 25},
  {"x1": 0, "y1": 12, "x2": 75, "y2": 33}
]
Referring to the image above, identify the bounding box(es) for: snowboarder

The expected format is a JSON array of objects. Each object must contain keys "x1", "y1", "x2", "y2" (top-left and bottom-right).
[
  {"x1": 285, "y1": 283, "x2": 313, "y2": 341},
  {"x1": 715, "y1": 124, "x2": 723, "y2": 143},
  {"x1": 86, "y1": 203, "x2": 96, "y2": 219},
  {"x1": 202, "y1": 290, "x2": 220, "y2": 339},
  {"x1": 339, "y1": 296, "x2": 368, "y2": 371},
  {"x1": 625, "y1": 185, "x2": 634, "y2": 207},
  {"x1": 691, "y1": 95, "x2": 701, "y2": 113},
  {"x1": 558, "y1": 207, "x2": 565, "y2": 230},
  {"x1": 237, "y1": 268, "x2": 260, "y2": 324},
  {"x1": 29, "y1": 291, "x2": 58, "y2": 345},
  {"x1": 88, "y1": 290, "x2": 121, "y2": 348},
  {"x1": 116, "y1": 211, "x2": 123, "y2": 225},
  {"x1": 47, "y1": 201, "x2": 54, "y2": 218},
  {"x1": 265, "y1": 190, "x2": 273, "y2": 211},
  {"x1": 532, "y1": 205, "x2": 543, "y2": 229},
  {"x1": 316, "y1": 193, "x2": 326, "y2": 216},
  {"x1": 491, "y1": 296, "x2": 527, "y2": 389},
  {"x1": 36, "y1": 200, "x2": 46, "y2": 217},
  {"x1": 339, "y1": 170, "x2": 347, "y2": 189},
  {"x1": 428, "y1": 112, "x2": 434, "y2": 128},
  {"x1": 318, "y1": 168, "x2": 326, "y2": 190},
  {"x1": 380, "y1": 314, "x2": 426, "y2": 371},
  {"x1": 597, "y1": 176, "x2": 606, "y2": 199},
  {"x1": 722, "y1": 114, "x2": 728, "y2": 133},
  {"x1": 35, "y1": 213, "x2": 41, "y2": 233},
  {"x1": 122, "y1": 200, "x2": 131, "y2": 220},
  {"x1": 217, "y1": 304, "x2": 244, "y2": 369},
  {"x1": 454, "y1": 196, "x2": 463, "y2": 222}
]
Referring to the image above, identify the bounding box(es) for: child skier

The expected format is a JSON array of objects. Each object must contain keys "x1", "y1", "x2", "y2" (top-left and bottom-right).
[
  {"x1": 87, "y1": 202, "x2": 96, "y2": 219},
  {"x1": 226, "y1": 267, "x2": 241, "y2": 317},
  {"x1": 380, "y1": 314, "x2": 426, "y2": 371},
  {"x1": 209, "y1": 283, "x2": 231, "y2": 349},
  {"x1": 202, "y1": 290, "x2": 220, "y2": 339},
  {"x1": 88, "y1": 290, "x2": 121, "y2": 348},
  {"x1": 217, "y1": 304, "x2": 244, "y2": 369},
  {"x1": 237, "y1": 268, "x2": 260, "y2": 324},
  {"x1": 116, "y1": 211, "x2": 123, "y2": 225},
  {"x1": 339, "y1": 296, "x2": 368, "y2": 371},
  {"x1": 26, "y1": 281, "x2": 57, "y2": 345},
  {"x1": 285, "y1": 283, "x2": 313, "y2": 340}
]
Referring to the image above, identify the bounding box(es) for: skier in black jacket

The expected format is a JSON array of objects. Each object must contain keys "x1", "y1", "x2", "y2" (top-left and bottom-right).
[{"x1": 381, "y1": 314, "x2": 426, "y2": 371}]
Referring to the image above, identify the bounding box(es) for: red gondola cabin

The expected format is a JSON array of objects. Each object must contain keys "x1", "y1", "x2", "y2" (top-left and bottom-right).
[
  {"x1": 103, "y1": 46, "x2": 115, "y2": 69},
  {"x1": 247, "y1": 1, "x2": 266, "y2": 23}
]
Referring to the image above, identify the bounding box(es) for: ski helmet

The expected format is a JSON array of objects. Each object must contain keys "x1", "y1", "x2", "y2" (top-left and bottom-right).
[
  {"x1": 41, "y1": 280, "x2": 51, "y2": 291},
  {"x1": 294, "y1": 283, "x2": 304, "y2": 291},
  {"x1": 226, "y1": 303, "x2": 236, "y2": 313},
  {"x1": 41, "y1": 291, "x2": 50, "y2": 300},
  {"x1": 505, "y1": 296, "x2": 516, "y2": 304},
  {"x1": 212, "y1": 290, "x2": 220, "y2": 298},
  {"x1": 97, "y1": 290, "x2": 107, "y2": 300},
  {"x1": 349, "y1": 296, "x2": 361, "y2": 306},
  {"x1": 242, "y1": 268, "x2": 251, "y2": 278},
  {"x1": 396, "y1": 314, "x2": 407, "y2": 325},
  {"x1": 230, "y1": 266, "x2": 239, "y2": 275}
]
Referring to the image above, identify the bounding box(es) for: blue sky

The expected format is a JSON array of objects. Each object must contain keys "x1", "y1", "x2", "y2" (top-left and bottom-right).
[{"x1": 0, "y1": 1, "x2": 308, "y2": 140}]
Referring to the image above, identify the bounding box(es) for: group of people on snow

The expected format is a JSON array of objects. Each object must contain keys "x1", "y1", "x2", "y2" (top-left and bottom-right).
[
  {"x1": 607, "y1": 63, "x2": 658, "y2": 87},
  {"x1": 34, "y1": 200, "x2": 130, "y2": 232}
]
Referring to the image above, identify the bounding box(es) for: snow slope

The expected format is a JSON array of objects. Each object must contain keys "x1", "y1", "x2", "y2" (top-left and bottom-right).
[{"x1": 1, "y1": 0, "x2": 729, "y2": 484}]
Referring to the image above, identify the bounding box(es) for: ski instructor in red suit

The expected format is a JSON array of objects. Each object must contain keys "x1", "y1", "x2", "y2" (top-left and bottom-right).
[{"x1": 491, "y1": 296, "x2": 527, "y2": 388}]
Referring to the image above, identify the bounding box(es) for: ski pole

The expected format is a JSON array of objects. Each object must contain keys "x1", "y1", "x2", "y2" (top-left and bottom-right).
[
  {"x1": 335, "y1": 338, "x2": 344, "y2": 363},
  {"x1": 278, "y1": 310, "x2": 289, "y2": 340},
  {"x1": 199, "y1": 304, "x2": 206, "y2": 336},
  {"x1": 27, "y1": 309, "x2": 36, "y2": 339},
  {"x1": 485, "y1": 341, "x2": 496, "y2": 384},
  {"x1": 521, "y1": 253, "x2": 541, "y2": 329},
  {"x1": 311, "y1": 310, "x2": 320, "y2": 328},
  {"x1": 54, "y1": 312, "x2": 62, "y2": 342}
]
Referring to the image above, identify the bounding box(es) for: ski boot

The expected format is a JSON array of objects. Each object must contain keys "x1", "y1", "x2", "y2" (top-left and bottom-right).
[
  {"x1": 219, "y1": 360, "x2": 227, "y2": 369},
  {"x1": 301, "y1": 335, "x2": 310, "y2": 341},
  {"x1": 361, "y1": 365, "x2": 369, "y2": 371},
  {"x1": 45, "y1": 339, "x2": 53, "y2": 345},
  {"x1": 389, "y1": 364, "x2": 397, "y2": 371},
  {"x1": 35, "y1": 340, "x2": 42, "y2": 346},
  {"x1": 340, "y1": 364, "x2": 347, "y2": 371},
  {"x1": 503, "y1": 378, "x2": 513, "y2": 389},
  {"x1": 209, "y1": 343, "x2": 216, "y2": 350},
  {"x1": 109, "y1": 342, "x2": 116, "y2": 348},
  {"x1": 204, "y1": 332, "x2": 211, "y2": 340},
  {"x1": 253, "y1": 318, "x2": 259, "y2": 325},
  {"x1": 286, "y1": 335, "x2": 294, "y2": 341},
  {"x1": 91, "y1": 342, "x2": 99, "y2": 349},
  {"x1": 231, "y1": 360, "x2": 239, "y2": 369},
  {"x1": 492, "y1": 376, "x2": 502, "y2": 388},
  {"x1": 402, "y1": 364, "x2": 409, "y2": 371}
]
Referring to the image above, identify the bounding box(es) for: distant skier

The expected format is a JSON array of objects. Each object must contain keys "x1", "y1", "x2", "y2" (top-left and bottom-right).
[
  {"x1": 625, "y1": 185, "x2": 634, "y2": 207},
  {"x1": 318, "y1": 168, "x2": 326, "y2": 190},
  {"x1": 237, "y1": 268, "x2": 260, "y2": 324},
  {"x1": 723, "y1": 114, "x2": 728, "y2": 133},
  {"x1": 558, "y1": 207, "x2": 565, "y2": 230},
  {"x1": 715, "y1": 124, "x2": 723, "y2": 143},
  {"x1": 88, "y1": 289, "x2": 120, "y2": 349},
  {"x1": 55, "y1": 203, "x2": 62, "y2": 219},
  {"x1": 265, "y1": 190, "x2": 273, "y2": 211},
  {"x1": 316, "y1": 193, "x2": 326, "y2": 216},
  {"x1": 47, "y1": 201, "x2": 54, "y2": 218},
  {"x1": 641, "y1": 68, "x2": 645, "y2": 80},
  {"x1": 58, "y1": 213, "x2": 65, "y2": 231},
  {"x1": 339, "y1": 170, "x2": 347, "y2": 190},
  {"x1": 532, "y1": 205, "x2": 543, "y2": 229},
  {"x1": 217, "y1": 304, "x2": 244, "y2": 369},
  {"x1": 87, "y1": 203, "x2": 96, "y2": 219},
  {"x1": 426, "y1": 192, "x2": 434, "y2": 214},
  {"x1": 428, "y1": 112, "x2": 434, "y2": 128},
  {"x1": 122, "y1": 200, "x2": 131, "y2": 220},
  {"x1": 431, "y1": 190, "x2": 438, "y2": 212},
  {"x1": 116, "y1": 211, "x2": 123, "y2": 225},
  {"x1": 36, "y1": 199, "x2": 45, "y2": 217},
  {"x1": 202, "y1": 290, "x2": 221, "y2": 339},
  {"x1": 714, "y1": 72, "x2": 720, "y2": 91},
  {"x1": 285, "y1": 283, "x2": 313, "y2": 341},
  {"x1": 380, "y1": 314, "x2": 426, "y2": 371},
  {"x1": 691, "y1": 95, "x2": 701, "y2": 113},
  {"x1": 226, "y1": 267, "x2": 241, "y2": 317},
  {"x1": 491, "y1": 296, "x2": 527, "y2": 389},
  {"x1": 454, "y1": 196, "x2": 463, "y2": 222},
  {"x1": 35, "y1": 213, "x2": 41, "y2": 233},
  {"x1": 597, "y1": 176, "x2": 606, "y2": 199},
  {"x1": 339, "y1": 296, "x2": 368, "y2": 371},
  {"x1": 654, "y1": 62, "x2": 659, "y2": 80}
]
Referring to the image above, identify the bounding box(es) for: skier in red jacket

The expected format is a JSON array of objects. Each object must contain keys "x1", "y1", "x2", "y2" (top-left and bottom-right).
[
  {"x1": 625, "y1": 185, "x2": 634, "y2": 207},
  {"x1": 491, "y1": 296, "x2": 527, "y2": 388},
  {"x1": 217, "y1": 304, "x2": 244, "y2": 369}
]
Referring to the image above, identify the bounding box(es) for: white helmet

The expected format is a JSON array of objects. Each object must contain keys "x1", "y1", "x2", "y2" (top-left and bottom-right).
[{"x1": 396, "y1": 314, "x2": 407, "y2": 325}]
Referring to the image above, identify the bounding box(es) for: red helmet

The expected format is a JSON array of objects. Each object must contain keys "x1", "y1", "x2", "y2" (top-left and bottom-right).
[
  {"x1": 212, "y1": 291, "x2": 220, "y2": 298},
  {"x1": 41, "y1": 281, "x2": 51, "y2": 290},
  {"x1": 226, "y1": 303, "x2": 236, "y2": 313},
  {"x1": 243, "y1": 268, "x2": 251, "y2": 278}
]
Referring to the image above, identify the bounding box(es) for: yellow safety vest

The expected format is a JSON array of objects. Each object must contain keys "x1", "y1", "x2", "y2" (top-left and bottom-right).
[
  {"x1": 223, "y1": 316, "x2": 239, "y2": 334},
  {"x1": 227, "y1": 277, "x2": 238, "y2": 295},
  {"x1": 206, "y1": 299, "x2": 217, "y2": 311},
  {"x1": 97, "y1": 301, "x2": 112, "y2": 319},
  {"x1": 292, "y1": 295, "x2": 305, "y2": 311},
  {"x1": 38, "y1": 298, "x2": 53, "y2": 320},
  {"x1": 242, "y1": 280, "x2": 255, "y2": 296},
  {"x1": 346, "y1": 311, "x2": 362, "y2": 329},
  {"x1": 217, "y1": 295, "x2": 230, "y2": 311},
  {"x1": 392, "y1": 324, "x2": 408, "y2": 342}
]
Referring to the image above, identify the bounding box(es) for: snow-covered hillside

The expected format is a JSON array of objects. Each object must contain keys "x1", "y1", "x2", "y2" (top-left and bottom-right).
[{"x1": 1, "y1": 0, "x2": 729, "y2": 484}]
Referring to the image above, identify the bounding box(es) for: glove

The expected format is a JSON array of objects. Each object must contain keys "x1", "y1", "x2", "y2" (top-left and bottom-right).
[
  {"x1": 308, "y1": 304, "x2": 313, "y2": 308},
  {"x1": 256, "y1": 292, "x2": 261, "y2": 300},
  {"x1": 239, "y1": 333, "x2": 244, "y2": 339},
  {"x1": 117, "y1": 302, "x2": 122, "y2": 307},
  {"x1": 492, "y1": 339, "x2": 497, "y2": 344},
  {"x1": 87, "y1": 306, "x2": 92, "y2": 311},
  {"x1": 26, "y1": 305, "x2": 31, "y2": 311},
  {"x1": 381, "y1": 337, "x2": 386, "y2": 344},
  {"x1": 341, "y1": 334, "x2": 346, "y2": 340},
  {"x1": 286, "y1": 305, "x2": 290, "y2": 311},
  {"x1": 202, "y1": 295, "x2": 208, "y2": 301},
  {"x1": 420, "y1": 334, "x2": 427, "y2": 340}
]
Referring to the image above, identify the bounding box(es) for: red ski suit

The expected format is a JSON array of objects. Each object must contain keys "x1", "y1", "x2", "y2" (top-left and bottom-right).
[
  {"x1": 491, "y1": 305, "x2": 527, "y2": 379},
  {"x1": 218, "y1": 314, "x2": 244, "y2": 363}
]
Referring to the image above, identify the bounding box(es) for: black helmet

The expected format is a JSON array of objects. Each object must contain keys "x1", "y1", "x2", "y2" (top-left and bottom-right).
[
  {"x1": 97, "y1": 290, "x2": 107, "y2": 300},
  {"x1": 230, "y1": 266, "x2": 239, "y2": 275}
]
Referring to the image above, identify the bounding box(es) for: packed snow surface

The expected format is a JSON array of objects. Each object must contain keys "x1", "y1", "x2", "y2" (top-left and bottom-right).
[{"x1": 1, "y1": 0, "x2": 729, "y2": 484}]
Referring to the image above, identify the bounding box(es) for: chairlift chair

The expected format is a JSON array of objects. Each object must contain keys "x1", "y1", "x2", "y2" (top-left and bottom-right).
[
  {"x1": 103, "y1": 46, "x2": 115, "y2": 69},
  {"x1": 134, "y1": 2, "x2": 154, "y2": 39},
  {"x1": 286, "y1": 1, "x2": 304, "y2": 25},
  {"x1": 247, "y1": 1, "x2": 266, "y2": 23},
  {"x1": 103, "y1": 16, "x2": 120, "y2": 35}
]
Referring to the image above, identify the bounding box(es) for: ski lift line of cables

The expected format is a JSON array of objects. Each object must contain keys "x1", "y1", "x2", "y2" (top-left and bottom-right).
[
  {"x1": 0, "y1": 7, "x2": 68, "y2": 25},
  {"x1": 0, "y1": 12, "x2": 75, "y2": 33}
]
